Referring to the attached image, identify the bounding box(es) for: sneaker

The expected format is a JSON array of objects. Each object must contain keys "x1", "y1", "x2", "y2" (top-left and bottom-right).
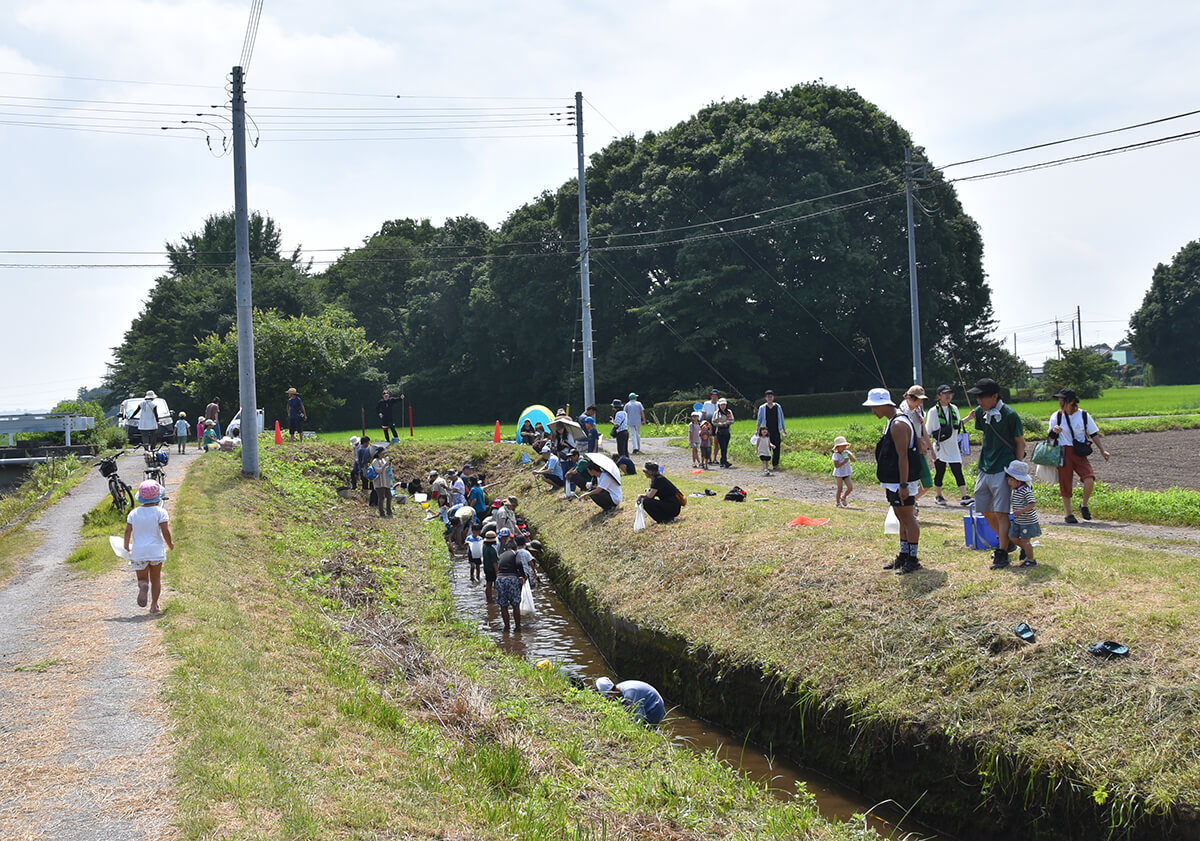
[
  {"x1": 1020, "y1": 558, "x2": 1038, "y2": 567},
  {"x1": 990, "y1": 549, "x2": 1010, "y2": 570},
  {"x1": 935, "y1": 496, "x2": 948, "y2": 506},
  {"x1": 883, "y1": 553, "x2": 909, "y2": 570},
  {"x1": 960, "y1": 496, "x2": 973, "y2": 506},
  {"x1": 1081, "y1": 506, "x2": 1092, "y2": 521},
  {"x1": 896, "y1": 559, "x2": 923, "y2": 575},
  {"x1": 1065, "y1": 514, "x2": 1079, "y2": 524},
  {"x1": 763, "y1": 469, "x2": 772, "y2": 477}
]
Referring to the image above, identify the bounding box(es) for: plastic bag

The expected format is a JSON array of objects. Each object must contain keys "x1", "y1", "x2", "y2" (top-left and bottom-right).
[
  {"x1": 957, "y1": 431, "x2": 971, "y2": 456},
  {"x1": 749, "y1": 433, "x2": 760, "y2": 446},
  {"x1": 109, "y1": 536, "x2": 132, "y2": 561},
  {"x1": 884, "y1": 505, "x2": 900, "y2": 534},
  {"x1": 633, "y1": 502, "x2": 646, "y2": 532},
  {"x1": 519, "y1": 580, "x2": 536, "y2": 616}
]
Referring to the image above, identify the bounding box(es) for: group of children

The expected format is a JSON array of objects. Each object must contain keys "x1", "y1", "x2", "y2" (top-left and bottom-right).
[{"x1": 171, "y1": 412, "x2": 221, "y2": 453}]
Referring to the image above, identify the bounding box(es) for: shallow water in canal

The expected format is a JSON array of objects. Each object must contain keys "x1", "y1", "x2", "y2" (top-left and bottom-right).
[{"x1": 447, "y1": 552, "x2": 937, "y2": 837}]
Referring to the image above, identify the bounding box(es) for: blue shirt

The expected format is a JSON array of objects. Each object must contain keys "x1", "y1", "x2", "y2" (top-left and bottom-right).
[
  {"x1": 287, "y1": 395, "x2": 305, "y2": 420},
  {"x1": 616, "y1": 680, "x2": 666, "y2": 724}
]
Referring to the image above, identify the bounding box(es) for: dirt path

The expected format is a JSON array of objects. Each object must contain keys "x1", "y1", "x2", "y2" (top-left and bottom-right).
[
  {"x1": 637, "y1": 433, "x2": 1200, "y2": 551},
  {"x1": 0, "y1": 448, "x2": 200, "y2": 841}
]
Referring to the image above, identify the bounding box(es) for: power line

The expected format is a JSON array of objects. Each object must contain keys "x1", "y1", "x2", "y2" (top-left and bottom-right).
[{"x1": 238, "y1": 0, "x2": 265, "y2": 74}]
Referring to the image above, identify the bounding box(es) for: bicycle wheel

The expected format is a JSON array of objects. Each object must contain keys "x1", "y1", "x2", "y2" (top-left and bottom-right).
[{"x1": 110, "y1": 477, "x2": 130, "y2": 513}]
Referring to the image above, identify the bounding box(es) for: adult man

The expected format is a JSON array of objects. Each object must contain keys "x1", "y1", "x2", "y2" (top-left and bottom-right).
[
  {"x1": 967, "y1": 378, "x2": 1025, "y2": 569},
  {"x1": 136, "y1": 390, "x2": 160, "y2": 449},
  {"x1": 533, "y1": 446, "x2": 565, "y2": 489},
  {"x1": 700, "y1": 389, "x2": 721, "y2": 423},
  {"x1": 595, "y1": 677, "x2": 666, "y2": 725},
  {"x1": 376, "y1": 389, "x2": 400, "y2": 442},
  {"x1": 1049, "y1": 387, "x2": 1111, "y2": 523},
  {"x1": 286, "y1": 388, "x2": 307, "y2": 442},
  {"x1": 863, "y1": 387, "x2": 922, "y2": 574},
  {"x1": 755, "y1": 390, "x2": 787, "y2": 470},
  {"x1": 610, "y1": 399, "x2": 630, "y2": 458},
  {"x1": 625, "y1": 392, "x2": 645, "y2": 454},
  {"x1": 204, "y1": 396, "x2": 221, "y2": 437}
]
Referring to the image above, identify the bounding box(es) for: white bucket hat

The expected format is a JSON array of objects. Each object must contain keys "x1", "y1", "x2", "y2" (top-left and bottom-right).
[
  {"x1": 594, "y1": 677, "x2": 615, "y2": 693},
  {"x1": 1004, "y1": 459, "x2": 1033, "y2": 484},
  {"x1": 861, "y1": 388, "x2": 894, "y2": 407}
]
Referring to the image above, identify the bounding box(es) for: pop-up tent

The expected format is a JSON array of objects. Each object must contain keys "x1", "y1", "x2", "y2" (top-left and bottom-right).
[{"x1": 517, "y1": 404, "x2": 555, "y2": 440}]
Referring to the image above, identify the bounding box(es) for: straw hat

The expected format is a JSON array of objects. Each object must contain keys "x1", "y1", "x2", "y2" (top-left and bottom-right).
[
  {"x1": 483, "y1": 530, "x2": 498, "y2": 544},
  {"x1": 287, "y1": 387, "x2": 297, "y2": 394},
  {"x1": 832, "y1": 436, "x2": 850, "y2": 451}
]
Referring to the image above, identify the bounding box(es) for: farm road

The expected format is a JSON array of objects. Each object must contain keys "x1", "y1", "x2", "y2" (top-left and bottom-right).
[{"x1": 0, "y1": 447, "x2": 199, "y2": 841}]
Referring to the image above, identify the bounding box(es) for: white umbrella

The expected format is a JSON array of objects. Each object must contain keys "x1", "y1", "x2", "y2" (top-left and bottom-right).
[
  {"x1": 550, "y1": 415, "x2": 583, "y2": 436},
  {"x1": 582, "y1": 451, "x2": 622, "y2": 483}
]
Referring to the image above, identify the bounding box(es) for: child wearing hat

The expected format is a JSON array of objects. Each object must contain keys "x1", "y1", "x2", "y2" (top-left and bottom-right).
[
  {"x1": 688, "y1": 412, "x2": 702, "y2": 468},
  {"x1": 831, "y1": 436, "x2": 856, "y2": 507},
  {"x1": 174, "y1": 412, "x2": 189, "y2": 455},
  {"x1": 202, "y1": 419, "x2": 219, "y2": 452},
  {"x1": 123, "y1": 480, "x2": 174, "y2": 613},
  {"x1": 1005, "y1": 460, "x2": 1040, "y2": 567}
]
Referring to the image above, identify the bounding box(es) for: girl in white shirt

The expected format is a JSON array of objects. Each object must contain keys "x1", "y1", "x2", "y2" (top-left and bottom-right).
[{"x1": 123, "y1": 480, "x2": 174, "y2": 614}]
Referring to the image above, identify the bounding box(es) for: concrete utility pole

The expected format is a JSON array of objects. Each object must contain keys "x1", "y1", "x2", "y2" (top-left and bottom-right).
[
  {"x1": 232, "y1": 66, "x2": 259, "y2": 477},
  {"x1": 574, "y1": 91, "x2": 595, "y2": 411},
  {"x1": 1077, "y1": 305, "x2": 1083, "y2": 350},
  {"x1": 904, "y1": 148, "x2": 930, "y2": 385},
  {"x1": 1055, "y1": 319, "x2": 1063, "y2": 359}
]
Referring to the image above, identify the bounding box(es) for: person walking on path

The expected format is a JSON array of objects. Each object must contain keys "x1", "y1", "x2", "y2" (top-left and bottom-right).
[
  {"x1": 610, "y1": 399, "x2": 631, "y2": 458},
  {"x1": 286, "y1": 387, "x2": 307, "y2": 441},
  {"x1": 636, "y1": 461, "x2": 682, "y2": 524},
  {"x1": 124, "y1": 479, "x2": 174, "y2": 614},
  {"x1": 625, "y1": 392, "x2": 645, "y2": 454},
  {"x1": 831, "y1": 435, "x2": 856, "y2": 507},
  {"x1": 376, "y1": 389, "x2": 400, "y2": 442},
  {"x1": 968, "y1": 378, "x2": 1026, "y2": 569},
  {"x1": 756, "y1": 390, "x2": 786, "y2": 469},
  {"x1": 204, "y1": 396, "x2": 221, "y2": 437},
  {"x1": 863, "y1": 388, "x2": 922, "y2": 574},
  {"x1": 136, "y1": 390, "x2": 161, "y2": 450},
  {"x1": 174, "y1": 412, "x2": 190, "y2": 455},
  {"x1": 926, "y1": 385, "x2": 971, "y2": 506},
  {"x1": 713, "y1": 398, "x2": 735, "y2": 468},
  {"x1": 1049, "y1": 387, "x2": 1111, "y2": 523},
  {"x1": 901, "y1": 386, "x2": 935, "y2": 503}
]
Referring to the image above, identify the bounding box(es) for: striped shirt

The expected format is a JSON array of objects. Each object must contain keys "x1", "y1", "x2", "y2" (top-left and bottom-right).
[{"x1": 1011, "y1": 485, "x2": 1038, "y2": 524}]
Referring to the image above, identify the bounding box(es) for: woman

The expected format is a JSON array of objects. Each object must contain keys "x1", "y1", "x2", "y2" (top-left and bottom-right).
[
  {"x1": 1048, "y1": 387, "x2": 1110, "y2": 523},
  {"x1": 713, "y1": 397, "x2": 735, "y2": 468},
  {"x1": 926, "y1": 385, "x2": 972, "y2": 506},
  {"x1": 519, "y1": 419, "x2": 536, "y2": 445},
  {"x1": 636, "y1": 462, "x2": 681, "y2": 524},
  {"x1": 578, "y1": 461, "x2": 622, "y2": 511}
]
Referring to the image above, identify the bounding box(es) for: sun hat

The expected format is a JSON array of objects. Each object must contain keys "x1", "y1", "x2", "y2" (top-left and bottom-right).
[
  {"x1": 905, "y1": 385, "x2": 927, "y2": 400},
  {"x1": 429, "y1": 470, "x2": 439, "y2": 478},
  {"x1": 541, "y1": 446, "x2": 551, "y2": 454},
  {"x1": 861, "y1": 387, "x2": 894, "y2": 407},
  {"x1": 690, "y1": 410, "x2": 701, "y2": 418},
  {"x1": 967, "y1": 378, "x2": 1000, "y2": 397},
  {"x1": 628, "y1": 392, "x2": 638, "y2": 399},
  {"x1": 350, "y1": 436, "x2": 360, "y2": 445},
  {"x1": 137, "y1": 480, "x2": 164, "y2": 504},
  {"x1": 287, "y1": 387, "x2": 297, "y2": 394},
  {"x1": 507, "y1": 496, "x2": 518, "y2": 506},
  {"x1": 717, "y1": 397, "x2": 728, "y2": 406},
  {"x1": 144, "y1": 390, "x2": 156, "y2": 399},
  {"x1": 832, "y1": 436, "x2": 849, "y2": 450},
  {"x1": 936, "y1": 384, "x2": 953, "y2": 395},
  {"x1": 483, "y1": 530, "x2": 498, "y2": 544},
  {"x1": 1004, "y1": 459, "x2": 1033, "y2": 484},
  {"x1": 178, "y1": 411, "x2": 186, "y2": 418},
  {"x1": 611, "y1": 399, "x2": 623, "y2": 408},
  {"x1": 594, "y1": 677, "x2": 615, "y2": 693}
]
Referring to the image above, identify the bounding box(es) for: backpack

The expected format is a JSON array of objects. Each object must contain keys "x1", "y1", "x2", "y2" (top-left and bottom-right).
[{"x1": 723, "y1": 486, "x2": 746, "y2": 502}]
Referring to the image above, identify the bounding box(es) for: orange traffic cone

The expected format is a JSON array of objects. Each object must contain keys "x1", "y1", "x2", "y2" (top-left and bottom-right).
[
  {"x1": 493, "y1": 420, "x2": 501, "y2": 443},
  {"x1": 274, "y1": 420, "x2": 283, "y2": 444}
]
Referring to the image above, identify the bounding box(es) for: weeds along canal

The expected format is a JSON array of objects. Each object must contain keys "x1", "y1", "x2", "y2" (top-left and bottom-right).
[{"x1": 446, "y1": 548, "x2": 929, "y2": 838}]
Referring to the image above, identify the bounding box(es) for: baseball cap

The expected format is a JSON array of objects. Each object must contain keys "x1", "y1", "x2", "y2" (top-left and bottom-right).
[{"x1": 966, "y1": 378, "x2": 1000, "y2": 397}]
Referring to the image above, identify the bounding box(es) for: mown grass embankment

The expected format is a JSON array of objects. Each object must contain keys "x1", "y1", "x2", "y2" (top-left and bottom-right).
[
  {"x1": 510, "y1": 461, "x2": 1200, "y2": 838},
  {"x1": 156, "y1": 442, "x2": 864, "y2": 840}
]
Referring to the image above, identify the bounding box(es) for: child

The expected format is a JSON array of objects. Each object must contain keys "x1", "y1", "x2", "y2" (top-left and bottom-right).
[
  {"x1": 348, "y1": 436, "x2": 361, "y2": 488},
  {"x1": 699, "y1": 420, "x2": 714, "y2": 469},
  {"x1": 754, "y1": 425, "x2": 775, "y2": 476},
  {"x1": 688, "y1": 412, "x2": 702, "y2": 467},
  {"x1": 370, "y1": 450, "x2": 392, "y2": 517},
  {"x1": 123, "y1": 480, "x2": 174, "y2": 614},
  {"x1": 1005, "y1": 460, "x2": 1040, "y2": 567},
  {"x1": 466, "y1": 522, "x2": 484, "y2": 581},
  {"x1": 202, "y1": 419, "x2": 219, "y2": 452},
  {"x1": 174, "y1": 412, "x2": 190, "y2": 454},
  {"x1": 832, "y1": 435, "x2": 857, "y2": 507}
]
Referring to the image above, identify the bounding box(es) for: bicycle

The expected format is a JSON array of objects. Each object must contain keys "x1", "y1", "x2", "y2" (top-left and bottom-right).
[
  {"x1": 141, "y1": 444, "x2": 169, "y2": 491},
  {"x1": 98, "y1": 455, "x2": 135, "y2": 514}
]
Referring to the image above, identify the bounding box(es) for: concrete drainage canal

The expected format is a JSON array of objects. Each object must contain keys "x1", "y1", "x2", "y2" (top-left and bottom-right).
[{"x1": 448, "y1": 545, "x2": 935, "y2": 839}]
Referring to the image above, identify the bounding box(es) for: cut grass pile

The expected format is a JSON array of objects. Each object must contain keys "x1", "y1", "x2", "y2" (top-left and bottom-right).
[
  {"x1": 515, "y1": 465, "x2": 1200, "y2": 832},
  {"x1": 160, "y1": 441, "x2": 865, "y2": 840}
]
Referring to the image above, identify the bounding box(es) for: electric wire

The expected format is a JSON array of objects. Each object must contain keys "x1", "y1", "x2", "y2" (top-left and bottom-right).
[{"x1": 238, "y1": 0, "x2": 265, "y2": 74}]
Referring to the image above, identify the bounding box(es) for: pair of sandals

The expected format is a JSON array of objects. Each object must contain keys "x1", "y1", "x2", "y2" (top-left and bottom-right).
[{"x1": 1013, "y1": 623, "x2": 1130, "y2": 658}]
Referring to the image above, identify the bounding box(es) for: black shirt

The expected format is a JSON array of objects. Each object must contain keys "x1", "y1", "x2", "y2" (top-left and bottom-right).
[
  {"x1": 650, "y1": 475, "x2": 681, "y2": 514},
  {"x1": 376, "y1": 397, "x2": 399, "y2": 424},
  {"x1": 497, "y1": 549, "x2": 522, "y2": 576}
]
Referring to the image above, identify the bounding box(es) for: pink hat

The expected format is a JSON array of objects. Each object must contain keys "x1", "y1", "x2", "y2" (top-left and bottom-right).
[{"x1": 137, "y1": 480, "x2": 164, "y2": 503}]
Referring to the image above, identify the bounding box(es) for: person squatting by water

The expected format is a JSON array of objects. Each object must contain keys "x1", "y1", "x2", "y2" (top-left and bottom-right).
[{"x1": 594, "y1": 676, "x2": 667, "y2": 725}]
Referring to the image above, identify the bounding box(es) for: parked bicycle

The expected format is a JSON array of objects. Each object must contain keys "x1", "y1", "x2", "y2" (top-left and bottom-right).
[
  {"x1": 98, "y1": 454, "x2": 135, "y2": 513},
  {"x1": 141, "y1": 444, "x2": 169, "y2": 491}
]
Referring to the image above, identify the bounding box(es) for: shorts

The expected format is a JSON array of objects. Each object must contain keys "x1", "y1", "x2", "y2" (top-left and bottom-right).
[
  {"x1": 882, "y1": 481, "x2": 919, "y2": 507},
  {"x1": 129, "y1": 558, "x2": 164, "y2": 572},
  {"x1": 973, "y1": 472, "x2": 1012, "y2": 513},
  {"x1": 288, "y1": 417, "x2": 303, "y2": 434},
  {"x1": 1058, "y1": 447, "x2": 1095, "y2": 495},
  {"x1": 496, "y1": 575, "x2": 522, "y2": 607},
  {"x1": 1009, "y1": 521, "x2": 1043, "y2": 540},
  {"x1": 542, "y1": 474, "x2": 565, "y2": 488},
  {"x1": 484, "y1": 566, "x2": 497, "y2": 583}
]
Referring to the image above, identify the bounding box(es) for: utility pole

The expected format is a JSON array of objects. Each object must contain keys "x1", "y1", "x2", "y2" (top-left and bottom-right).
[
  {"x1": 573, "y1": 92, "x2": 595, "y2": 410},
  {"x1": 1013, "y1": 332, "x2": 1017, "y2": 356},
  {"x1": 231, "y1": 66, "x2": 259, "y2": 477},
  {"x1": 1054, "y1": 319, "x2": 1063, "y2": 359},
  {"x1": 904, "y1": 148, "x2": 930, "y2": 384},
  {"x1": 1077, "y1": 305, "x2": 1083, "y2": 350}
]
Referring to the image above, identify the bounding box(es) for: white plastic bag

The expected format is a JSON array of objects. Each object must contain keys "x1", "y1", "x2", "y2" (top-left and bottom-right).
[
  {"x1": 633, "y1": 502, "x2": 646, "y2": 532},
  {"x1": 749, "y1": 433, "x2": 760, "y2": 446},
  {"x1": 109, "y1": 536, "x2": 132, "y2": 561},
  {"x1": 519, "y1": 580, "x2": 536, "y2": 616},
  {"x1": 884, "y1": 505, "x2": 900, "y2": 534}
]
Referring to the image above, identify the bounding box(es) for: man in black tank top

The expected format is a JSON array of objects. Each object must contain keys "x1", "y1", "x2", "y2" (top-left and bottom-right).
[{"x1": 862, "y1": 388, "x2": 922, "y2": 574}]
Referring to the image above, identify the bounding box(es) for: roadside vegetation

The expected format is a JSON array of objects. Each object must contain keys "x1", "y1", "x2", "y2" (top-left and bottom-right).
[
  {"x1": 0, "y1": 455, "x2": 90, "y2": 586},
  {"x1": 156, "y1": 444, "x2": 864, "y2": 840}
]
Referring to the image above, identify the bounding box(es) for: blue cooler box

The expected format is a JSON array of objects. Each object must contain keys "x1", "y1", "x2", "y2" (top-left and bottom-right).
[{"x1": 963, "y1": 504, "x2": 1011, "y2": 550}]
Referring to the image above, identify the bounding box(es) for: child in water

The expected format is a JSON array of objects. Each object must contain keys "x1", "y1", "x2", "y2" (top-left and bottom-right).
[{"x1": 832, "y1": 435, "x2": 856, "y2": 507}]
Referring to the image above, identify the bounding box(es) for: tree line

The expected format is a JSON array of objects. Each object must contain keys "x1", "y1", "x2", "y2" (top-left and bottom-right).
[{"x1": 107, "y1": 83, "x2": 1031, "y2": 428}]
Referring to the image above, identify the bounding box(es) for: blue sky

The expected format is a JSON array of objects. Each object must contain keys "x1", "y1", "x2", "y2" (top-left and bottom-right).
[{"x1": 2, "y1": 0, "x2": 1198, "y2": 410}]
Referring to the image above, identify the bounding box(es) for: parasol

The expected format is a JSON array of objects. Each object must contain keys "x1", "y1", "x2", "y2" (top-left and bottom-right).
[
  {"x1": 549, "y1": 415, "x2": 584, "y2": 439},
  {"x1": 581, "y1": 451, "x2": 622, "y2": 482}
]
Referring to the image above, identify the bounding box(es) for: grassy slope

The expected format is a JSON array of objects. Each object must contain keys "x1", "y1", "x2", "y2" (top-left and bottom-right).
[
  {"x1": 514, "y1": 463, "x2": 1200, "y2": 826},
  {"x1": 159, "y1": 443, "x2": 862, "y2": 841}
]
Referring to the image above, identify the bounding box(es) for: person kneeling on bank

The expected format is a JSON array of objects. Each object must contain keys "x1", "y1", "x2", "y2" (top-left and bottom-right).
[{"x1": 594, "y1": 676, "x2": 666, "y2": 725}]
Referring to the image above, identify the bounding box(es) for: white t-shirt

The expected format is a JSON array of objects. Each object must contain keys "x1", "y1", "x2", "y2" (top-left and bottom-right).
[
  {"x1": 1048, "y1": 408, "x2": 1099, "y2": 446},
  {"x1": 127, "y1": 504, "x2": 169, "y2": 562},
  {"x1": 596, "y1": 471, "x2": 622, "y2": 504},
  {"x1": 701, "y1": 399, "x2": 720, "y2": 421},
  {"x1": 137, "y1": 399, "x2": 159, "y2": 431},
  {"x1": 926, "y1": 402, "x2": 964, "y2": 464}
]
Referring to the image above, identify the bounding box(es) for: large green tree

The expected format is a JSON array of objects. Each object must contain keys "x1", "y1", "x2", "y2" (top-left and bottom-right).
[{"x1": 1129, "y1": 239, "x2": 1200, "y2": 384}]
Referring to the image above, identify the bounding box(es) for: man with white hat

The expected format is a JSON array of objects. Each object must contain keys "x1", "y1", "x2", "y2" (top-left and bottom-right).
[
  {"x1": 863, "y1": 387, "x2": 922, "y2": 574},
  {"x1": 625, "y1": 392, "x2": 645, "y2": 454},
  {"x1": 595, "y1": 676, "x2": 666, "y2": 725},
  {"x1": 136, "y1": 390, "x2": 160, "y2": 450}
]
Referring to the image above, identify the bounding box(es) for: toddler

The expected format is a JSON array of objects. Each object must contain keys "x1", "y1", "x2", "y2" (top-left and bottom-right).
[
  {"x1": 832, "y1": 435, "x2": 856, "y2": 507},
  {"x1": 688, "y1": 412, "x2": 702, "y2": 467},
  {"x1": 754, "y1": 425, "x2": 776, "y2": 476},
  {"x1": 1005, "y1": 460, "x2": 1040, "y2": 567},
  {"x1": 466, "y1": 522, "x2": 484, "y2": 581},
  {"x1": 699, "y1": 420, "x2": 713, "y2": 469},
  {"x1": 123, "y1": 480, "x2": 174, "y2": 614},
  {"x1": 174, "y1": 412, "x2": 190, "y2": 454}
]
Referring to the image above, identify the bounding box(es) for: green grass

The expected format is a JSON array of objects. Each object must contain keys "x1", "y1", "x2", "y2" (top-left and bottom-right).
[
  {"x1": 64, "y1": 497, "x2": 131, "y2": 576},
  {"x1": 13, "y1": 658, "x2": 63, "y2": 673},
  {"x1": 1009, "y1": 384, "x2": 1200, "y2": 418},
  {"x1": 159, "y1": 441, "x2": 861, "y2": 840}
]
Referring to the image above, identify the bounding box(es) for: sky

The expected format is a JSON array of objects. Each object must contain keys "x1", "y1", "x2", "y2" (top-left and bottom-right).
[{"x1": 2, "y1": 0, "x2": 1198, "y2": 411}]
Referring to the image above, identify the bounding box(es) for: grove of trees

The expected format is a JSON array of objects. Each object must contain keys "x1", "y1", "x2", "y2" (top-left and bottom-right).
[
  {"x1": 1129, "y1": 239, "x2": 1200, "y2": 385},
  {"x1": 107, "y1": 83, "x2": 1022, "y2": 426}
]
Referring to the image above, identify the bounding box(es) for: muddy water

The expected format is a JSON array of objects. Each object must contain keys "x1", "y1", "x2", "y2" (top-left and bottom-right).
[{"x1": 448, "y1": 555, "x2": 930, "y2": 836}]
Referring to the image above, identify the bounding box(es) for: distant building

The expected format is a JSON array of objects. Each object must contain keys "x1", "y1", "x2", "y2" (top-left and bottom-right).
[{"x1": 1111, "y1": 339, "x2": 1136, "y2": 367}]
